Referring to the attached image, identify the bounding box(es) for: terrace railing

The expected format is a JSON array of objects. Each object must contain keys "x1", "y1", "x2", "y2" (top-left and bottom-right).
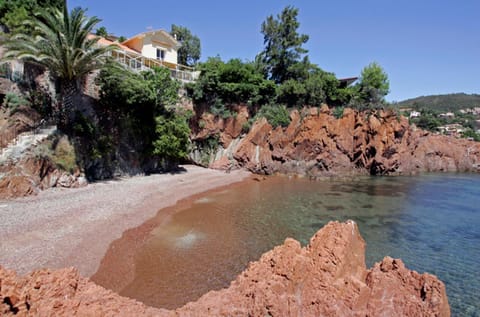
[{"x1": 106, "y1": 49, "x2": 199, "y2": 83}]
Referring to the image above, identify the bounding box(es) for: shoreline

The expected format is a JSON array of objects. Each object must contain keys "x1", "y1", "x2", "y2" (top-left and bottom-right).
[
  {"x1": 91, "y1": 178, "x2": 251, "y2": 295},
  {"x1": 0, "y1": 165, "x2": 251, "y2": 277}
]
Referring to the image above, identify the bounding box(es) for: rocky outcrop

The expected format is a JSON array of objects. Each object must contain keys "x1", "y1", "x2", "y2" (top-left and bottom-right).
[
  {"x1": 0, "y1": 156, "x2": 86, "y2": 200},
  {"x1": 191, "y1": 105, "x2": 480, "y2": 176},
  {"x1": 0, "y1": 221, "x2": 450, "y2": 316},
  {"x1": 0, "y1": 106, "x2": 41, "y2": 148}
]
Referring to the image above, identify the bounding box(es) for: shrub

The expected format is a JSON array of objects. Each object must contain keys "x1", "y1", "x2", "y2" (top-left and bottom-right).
[
  {"x1": 2, "y1": 92, "x2": 28, "y2": 114},
  {"x1": 256, "y1": 104, "x2": 291, "y2": 128},
  {"x1": 33, "y1": 133, "x2": 78, "y2": 174},
  {"x1": 462, "y1": 129, "x2": 480, "y2": 142},
  {"x1": 52, "y1": 135, "x2": 77, "y2": 173},
  {"x1": 333, "y1": 106, "x2": 344, "y2": 119},
  {"x1": 153, "y1": 113, "x2": 191, "y2": 162},
  {"x1": 188, "y1": 57, "x2": 276, "y2": 110}
]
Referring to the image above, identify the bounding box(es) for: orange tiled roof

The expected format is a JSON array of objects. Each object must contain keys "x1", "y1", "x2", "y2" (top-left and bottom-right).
[{"x1": 88, "y1": 34, "x2": 140, "y2": 54}]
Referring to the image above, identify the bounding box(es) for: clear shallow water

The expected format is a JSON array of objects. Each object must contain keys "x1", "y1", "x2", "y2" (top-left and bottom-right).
[{"x1": 115, "y1": 174, "x2": 480, "y2": 316}]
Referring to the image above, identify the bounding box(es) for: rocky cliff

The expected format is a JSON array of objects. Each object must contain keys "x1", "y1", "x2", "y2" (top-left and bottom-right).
[
  {"x1": 190, "y1": 105, "x2": 480, "y2": 176},
  {"x1": 0, "y1": 221, "x2": 450, "y2": 316}
]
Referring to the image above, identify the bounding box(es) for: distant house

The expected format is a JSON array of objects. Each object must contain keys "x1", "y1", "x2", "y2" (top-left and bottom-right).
[
  {"x1": 439, "y1": 112, "x2": 455, "y2": 119},
  {"x1": 338, "y1": 77, "x2": 358, "y2": 88},
  {"x1": 409, "y1": 111, "x2": 421, "y2": 118},
  {"x1": 437, "y1": 123, "x2": 464, "y2": 137}
]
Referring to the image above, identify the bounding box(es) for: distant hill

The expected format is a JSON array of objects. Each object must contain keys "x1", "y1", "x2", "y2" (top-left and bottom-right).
[{"x1": 396, "y1": 93, "x2": 480, "y2": 112}]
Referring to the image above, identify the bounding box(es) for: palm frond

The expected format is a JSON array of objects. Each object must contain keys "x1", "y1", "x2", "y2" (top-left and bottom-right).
[{"x1": 2, "y1": 6, "x2": 114, "y2": 82}]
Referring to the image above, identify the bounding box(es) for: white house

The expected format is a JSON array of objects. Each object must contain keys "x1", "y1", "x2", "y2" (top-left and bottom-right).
[
  {"x1": 409, "y1": 111, "x2": 421, "y2": 118},
  {"x1": 91, "y1": 29, "x2": 199, "y2": 82},
  {"x1": 121, "y1": 30, "x2": 181, "y2": 69}
]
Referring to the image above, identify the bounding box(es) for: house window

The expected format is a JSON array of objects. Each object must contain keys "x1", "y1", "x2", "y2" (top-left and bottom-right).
[{"x1": 156, "y1": 48, "x2": 166, "y2": 61}]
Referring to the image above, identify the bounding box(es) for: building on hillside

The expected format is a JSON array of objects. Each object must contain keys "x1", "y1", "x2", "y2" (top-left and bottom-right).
[
  {"x1": 89, "y1": 29, "x2": 199, "y2": 83},
  {"x1": 122, "y1": 30, "x2": 180, "y2": 68},
  {"x1": 409, "y1": 111, "x2": 421, "y2": 118},
  {"x1": 437, "y1": 123, "x2": 464, "y2": 137},
  {"x1": 439, "y1": 112, "x2": 455, "y2": 119},
  {"x1": 338, "y1": 77, "x2": 358, "y2": 88}
]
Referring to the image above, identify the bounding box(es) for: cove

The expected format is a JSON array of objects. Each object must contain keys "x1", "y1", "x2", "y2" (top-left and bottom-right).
[{"x1": 92, "y1": 173, "x2": 480, "y2": 316}]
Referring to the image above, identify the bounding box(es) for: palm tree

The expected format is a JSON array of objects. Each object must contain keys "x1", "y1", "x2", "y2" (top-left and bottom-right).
[{"x1": 2, "y1": 5, "x2": 113, "y2": 128}]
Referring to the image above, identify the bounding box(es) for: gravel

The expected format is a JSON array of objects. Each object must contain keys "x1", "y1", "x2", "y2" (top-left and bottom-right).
[{"x1": 0, "y1": 165, "x2": 251, "y2": 277}]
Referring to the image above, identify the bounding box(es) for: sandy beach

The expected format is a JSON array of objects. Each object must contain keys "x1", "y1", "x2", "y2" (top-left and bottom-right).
[{"x1": 0, "y1": 165, "x2": 251, "y2": 277}]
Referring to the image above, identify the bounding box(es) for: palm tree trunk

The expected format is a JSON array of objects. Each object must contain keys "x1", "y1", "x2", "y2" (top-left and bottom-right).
[{"x1": 58, "y1": 79, "x2": 79, "y2": 130}]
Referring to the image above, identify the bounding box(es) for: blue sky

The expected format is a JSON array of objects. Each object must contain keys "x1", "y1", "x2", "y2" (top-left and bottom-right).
[{"x1": 68, "y1": 0, "x2": 479, "y2": 101}]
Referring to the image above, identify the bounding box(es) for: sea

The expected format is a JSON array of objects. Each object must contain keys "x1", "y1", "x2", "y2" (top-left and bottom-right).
[{"x1": 102, "y1": 173, "x2": 480, "y2": 316}]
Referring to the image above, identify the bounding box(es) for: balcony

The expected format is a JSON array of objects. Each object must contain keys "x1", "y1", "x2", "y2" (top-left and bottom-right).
[{"x1": 107, "y1": 49, "x2": 199, "y2": 83}]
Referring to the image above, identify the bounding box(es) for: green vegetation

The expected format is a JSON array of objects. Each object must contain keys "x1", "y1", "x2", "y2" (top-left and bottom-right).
[
  {"x1": 170, "y1": 24, "x2": 201, "y2": 66},
  {"x1": 2, "y1": 6, "x2": 113, "y2": 128},
  {"x1": 34, "y1": 133, "x2": 78, "y2": 173},
  {"x1": 153, "y1": 113, "x2": 190, "y2": 164},
  {"x1": 351, "y1": 62, "x2": 390, "y2": 110},
  {"x1": 462, "y1": 129, "x2": 480, "y2": 141},
  {"x1": 0, "y1": 0, "x2": 64, "y2": 33},
  {"x1": 257, "y1": 6, "x2": 309, "y2": 84},
  {"x1": 2, "y1": 92, "x2": 28, "y2": 113},
  {"x1": 187, "y1": 57, "x2": 275, "y2": 110},
  {"x1": 255, "y1": 104, "x2": 290, "y2": 128},
  {"x1": 95, "y1": 26, "x2": 108, "y2": 37},
  {"x1": 96, "y1": 62, "x2": 190, "y2": 172},
  {"x1": 333, "y1": 106, "x2": 345, "y2": 119},
  {"x1": 276, "y1": 65, "x2": 340, "y2": 107},
  {"x1": 397, "y1": 93, "x2": 480, "y2": 112},
  {"x1": 50, "y1": 135, "x2": 78, "y2": 173}
]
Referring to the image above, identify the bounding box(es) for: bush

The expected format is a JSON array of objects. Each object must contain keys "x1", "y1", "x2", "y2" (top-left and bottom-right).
[
  {"x1": 275, "y1": 66, "x2": 340, "y2": 108},
  {"x1": 462, "y1": 129, "x2": 480, "y2": 142},
  {"x1": 333, "y1": 106, "x2": 344, "y2": 119},
  {"x1": 188, "y1": 57, "x2": 276, "y2": 110},
  {"x1": 256, "y1": 104, "x2": 291, "y2": 128},
  {"x1": 153, "y1": 113, "x2": 191, "y2": 162},
  {"x1": 33, "y1": 133, "x2": 78, "y2": 173},
  {"x1": 2, "y1": 92, "x2": 28, "y2": 114},
  {"x1": 52, "y1": 135, "x2": 77, "y2": 173}
]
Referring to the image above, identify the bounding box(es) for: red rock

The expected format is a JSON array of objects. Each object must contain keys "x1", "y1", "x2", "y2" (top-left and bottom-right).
[
  {"x1": 0, "y1": 221, "x2": 450, "y2": 317},
  {"x1": 0, "y1": 155, "x2": 86, "y2": 200},
  {"x1": 200, "y1": 106, "x2": 480, "y2": 176}
]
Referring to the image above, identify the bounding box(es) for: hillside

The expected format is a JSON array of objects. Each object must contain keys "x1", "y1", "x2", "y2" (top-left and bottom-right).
[{"x1": 397, "y1": 93, "x2": 480, "y2": 112}]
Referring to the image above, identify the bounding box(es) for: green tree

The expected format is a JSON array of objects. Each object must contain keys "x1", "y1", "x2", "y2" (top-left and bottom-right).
[
  {"x1": 95, "y1": 26, "x2": 108, "y2": 37},
  {"x1": 353, "y1": 62, "x2": 390, "y2": 109},
  {"x1": 0, "y1": 0, "x2": 64, "y2": 33},
  {"x1": 2, "y1": 6, "x2": 113, "y2": 128},
  {"x1": 170, "y1": 24, "x2": 201, "y2": 66},
  {"x1": 153, "y1": 113, "x2": 190, "y2": 168},
  {"x1": 276, "y1": 64, "x2": 340, "y2": 108},
  {"x1": 97, "y1": 62, "x2": 180, "y2": 150},
  {"x1": 188, "y1": 57, "x2": 275, "y2": 110},
  {"x1": 255, "y1": 104, "x2": 291, "y2": 128},
  {"x1": 257, "y1": 6, "x2": 309, "y2": 83}
]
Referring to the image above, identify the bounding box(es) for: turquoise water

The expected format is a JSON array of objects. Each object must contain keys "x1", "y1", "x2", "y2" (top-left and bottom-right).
[{"x1": 118, "y1": 173, "x2": 480, "y2": 315}]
